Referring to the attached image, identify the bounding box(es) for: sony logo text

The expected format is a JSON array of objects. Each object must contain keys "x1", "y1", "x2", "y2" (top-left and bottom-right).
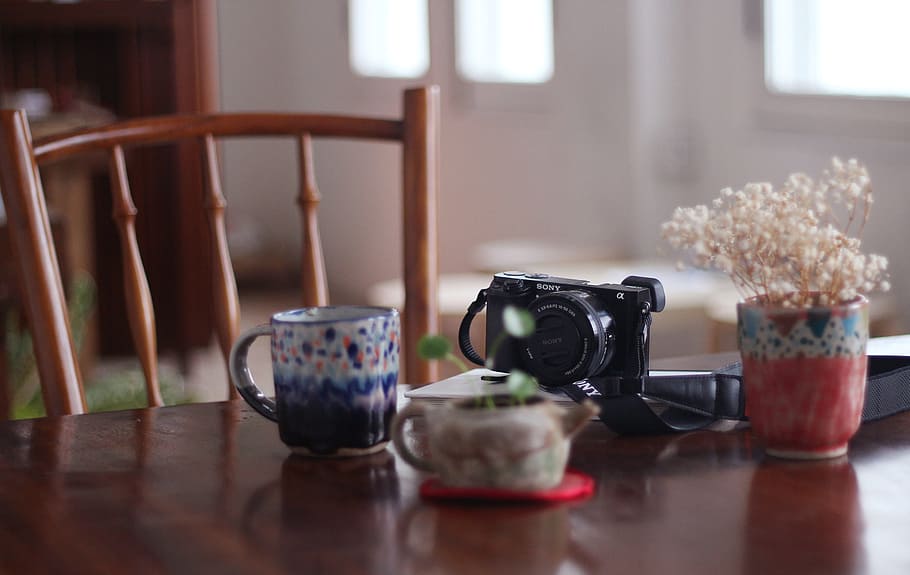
[
  {"x1": 537, "y1": 283, "x2": 561, "y2": 291},
  {"x1": 573, "y1": 380, "x2": 602, "y2": 397}
]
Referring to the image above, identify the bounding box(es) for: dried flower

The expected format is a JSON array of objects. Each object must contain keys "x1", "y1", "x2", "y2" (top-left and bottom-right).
[{"x1": 661, "y1": 158, "x2": 889, "y2": 307}]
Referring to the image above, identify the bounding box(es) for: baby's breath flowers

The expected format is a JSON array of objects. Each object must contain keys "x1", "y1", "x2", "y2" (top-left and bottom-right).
[{"x1": 661, "y1": 158, "x2": 889, "y2": 308}]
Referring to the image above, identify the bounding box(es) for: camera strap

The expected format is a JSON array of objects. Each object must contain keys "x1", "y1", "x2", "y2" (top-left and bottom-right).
[
  {"x1": 559, "y1": 355, "x2": 910, "y2": 435},
  {"x1": 458, "y1": 289, "x2": 490, "y2": 367}
]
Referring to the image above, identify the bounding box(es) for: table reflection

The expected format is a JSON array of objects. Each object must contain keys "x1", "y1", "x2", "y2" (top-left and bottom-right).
[
  {"x1": 278, "y1": 451, "x2": 401, "y2": 572},
  {"x1": 744, "y1": 456, "x2": 865, "y2": 574},
  {"x1": 400, "y1": 501, "x2": 595, "y2": 575},
  {"x1": 574, "y1": 425, "x2": 756, "y2": 520}
]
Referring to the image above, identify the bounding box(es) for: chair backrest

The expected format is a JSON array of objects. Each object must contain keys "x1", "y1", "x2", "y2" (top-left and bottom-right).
[{"x1": 0, "y1": 86, "x2": 440, "y2": 416}]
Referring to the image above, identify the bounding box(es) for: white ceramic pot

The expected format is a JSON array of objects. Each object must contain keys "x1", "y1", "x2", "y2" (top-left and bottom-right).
[{"x1": 391, "y1": 396, "x2": 599, "y2": 490}]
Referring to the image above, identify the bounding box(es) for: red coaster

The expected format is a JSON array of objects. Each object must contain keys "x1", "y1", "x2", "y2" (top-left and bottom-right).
[{"x1": 419, "y1": 469, "x2": 594, "y2": 503}]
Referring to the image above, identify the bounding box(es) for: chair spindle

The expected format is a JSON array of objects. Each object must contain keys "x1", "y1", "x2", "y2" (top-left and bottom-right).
[
  {"x1": 109, "y1": 145, "x2": 163, "y2": 407},
  {"x1": 297, "y1": 133, "x2": 328, "y2": 307},
  {"x1": 201, "y1": 135, "x2": 241, "y2": 398}
]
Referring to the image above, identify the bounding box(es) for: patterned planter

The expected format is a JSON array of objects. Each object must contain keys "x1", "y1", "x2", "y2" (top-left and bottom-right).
[{"x1": 737, "y1": 295, "x2": 869, "y2": 459}]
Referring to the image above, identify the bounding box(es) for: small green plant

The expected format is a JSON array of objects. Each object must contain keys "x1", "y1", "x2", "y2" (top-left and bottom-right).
[{"x1": 417, "y1": 306, "x2": 538, "y2": 406}]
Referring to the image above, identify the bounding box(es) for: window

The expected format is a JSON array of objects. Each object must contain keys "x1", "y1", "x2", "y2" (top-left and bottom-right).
[
  {"x1": 765, "y1": 0, "x2": 910, "y2": 99},
  {"x1": 455, "y1": 0, "x2": 554, "y2": 84},
  {"x1": 346, "y1": 0, "x2": 555, "y2": 88},
  {"x1": 348, "y1": 0, "x2": 429, "y2": 79}
]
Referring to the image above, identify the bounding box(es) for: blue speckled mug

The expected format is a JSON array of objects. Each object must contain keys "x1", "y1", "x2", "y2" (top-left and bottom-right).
[{"x1": 230, "y1": 306, "x2": 400, "y2": 457}]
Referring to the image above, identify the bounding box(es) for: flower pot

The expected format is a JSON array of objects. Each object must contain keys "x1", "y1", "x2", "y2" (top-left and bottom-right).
[
  {"x1": 391, "y1": 396, "x2": 599, "y2": 491},
  {"x1": 737, "y1": 295, "x2": 869, "y2": 459}
]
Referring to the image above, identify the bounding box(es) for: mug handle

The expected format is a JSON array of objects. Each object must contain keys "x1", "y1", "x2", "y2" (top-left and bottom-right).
[
  {"x1": 229, "y1": 324, "x2": 278, "y2": 422},
  {"x1": 391, "y1": 403, "x2": 436, "y2": 472}
]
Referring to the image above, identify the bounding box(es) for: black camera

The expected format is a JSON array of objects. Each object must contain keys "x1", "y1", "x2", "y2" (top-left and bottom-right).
[{"x1": 459, "y1": 272, "x2": 665, "y2": 387}]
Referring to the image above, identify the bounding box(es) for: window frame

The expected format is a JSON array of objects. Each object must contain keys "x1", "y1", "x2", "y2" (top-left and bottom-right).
[
  {"x1": 346, "y1": 0, "x2": 431, "y2": 80},
  {"x1": 449, "y1": 0, "x2": 557, "y2": 114},
  {"x1": 453, "y1": 0, "x2": 555, "y2": 86},
  {"x1": 748, "y1": 0, "x2": 910, "y2": 139}
]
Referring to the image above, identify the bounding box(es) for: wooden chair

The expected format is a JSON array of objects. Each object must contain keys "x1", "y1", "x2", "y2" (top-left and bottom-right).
[{"x1": 0, "y1": 86, "x2": 440, "y2": 417}]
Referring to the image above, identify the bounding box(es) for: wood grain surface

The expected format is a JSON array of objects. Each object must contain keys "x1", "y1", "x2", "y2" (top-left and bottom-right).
[{"x1": 1, "y1": 367, "x2": 909, "y2": 574}]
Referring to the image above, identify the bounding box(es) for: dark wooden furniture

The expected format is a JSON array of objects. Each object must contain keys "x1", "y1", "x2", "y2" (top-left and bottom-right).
[
  {"x1": 0, "y1": 0, "x2": 220, "y2": 362},
  {"x1": 0, "y1": 352, "x2": 908, "y2": 573},
  {"x1": 0, "y1": 86, "x2": 440, "y2": 416},
  {"x1": 0, "y1": 216, "x2": 69, "y2": 419}
]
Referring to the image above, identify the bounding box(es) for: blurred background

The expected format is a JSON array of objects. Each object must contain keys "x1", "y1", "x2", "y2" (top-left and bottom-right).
[
  {"x1": 217, "y1": 0, "x2": 908, "y2": 356},
  {"x1": 1, "y1": 0, "x2": 908, "y2": 404}
]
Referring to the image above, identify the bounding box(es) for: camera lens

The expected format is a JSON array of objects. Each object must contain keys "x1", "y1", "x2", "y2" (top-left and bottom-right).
[{"x1": 523, "y1": 291, "x2": 615, "y2": 386}]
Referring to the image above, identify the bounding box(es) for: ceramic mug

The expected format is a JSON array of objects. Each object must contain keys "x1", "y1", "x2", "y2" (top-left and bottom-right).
[{"x1": 230, "y1": 306, "x2": 400, "y2": 456}]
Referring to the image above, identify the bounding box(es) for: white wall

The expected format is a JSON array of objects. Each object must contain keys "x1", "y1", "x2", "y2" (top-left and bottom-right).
[
  {"x1": 650, "y1": 0, "x2": 910, "y2": 326},
  {"x1": 218, "y1": 0, "x2": 910, "y2": 327},
  {"x1": 217, "y1": 0, "x2": 633, "y2": 303}
]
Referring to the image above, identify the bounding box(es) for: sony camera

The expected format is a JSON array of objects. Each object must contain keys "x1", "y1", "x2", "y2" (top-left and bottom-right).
[{"x1": 459, "y1": 272, "x2": 666, "y2": 387}]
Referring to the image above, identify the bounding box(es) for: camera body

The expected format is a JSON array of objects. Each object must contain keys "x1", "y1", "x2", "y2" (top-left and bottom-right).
[{"x1": 476, "y1": 271, "x2": 665, "y2": 386}]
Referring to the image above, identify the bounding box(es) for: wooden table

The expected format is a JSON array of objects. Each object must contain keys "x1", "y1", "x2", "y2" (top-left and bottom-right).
[{"x1": 2, "y1": 354, "x2": 910, "y2": 574}]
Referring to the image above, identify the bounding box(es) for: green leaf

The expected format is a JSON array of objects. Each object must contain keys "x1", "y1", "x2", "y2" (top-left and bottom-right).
[
  {"x1": 506, "y1": 370, "x2": 538, "y2": 402},
  {"x1": 417, "y1": 334, "x2": 451, "y2": 360},
  {"x1": 503, "y1": 306, "x2": 535, "y2": 338}
]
